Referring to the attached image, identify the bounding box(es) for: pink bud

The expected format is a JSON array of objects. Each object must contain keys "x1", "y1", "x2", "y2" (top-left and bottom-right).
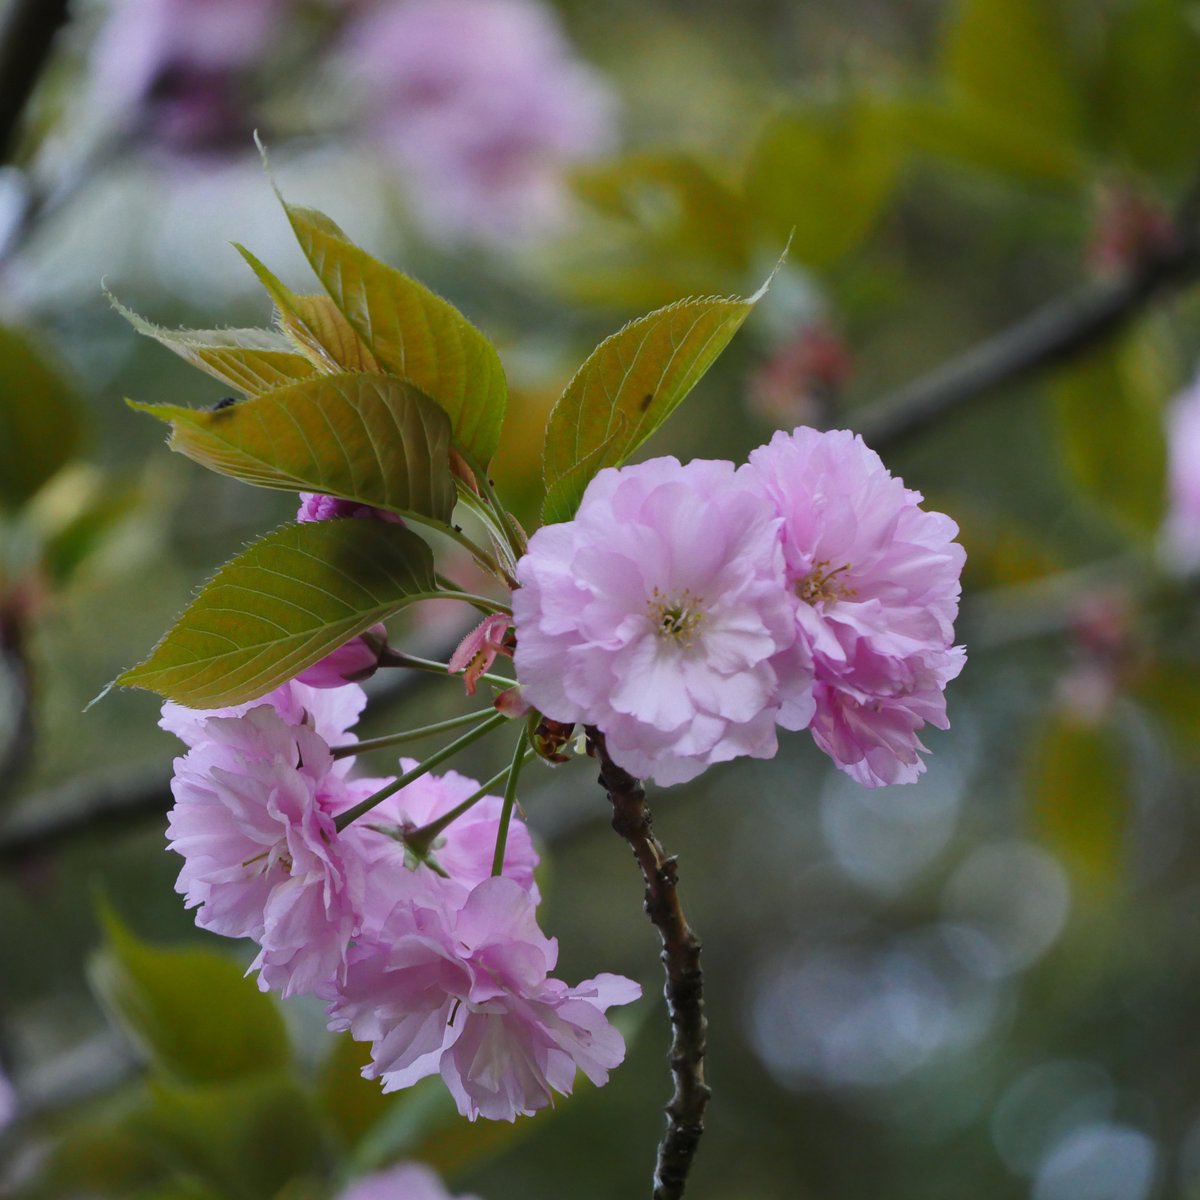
[
  {"x1": 297, "y1": 624, "x2": 389, "y2": 688},
  {"x1": 448, "y1": 612, "x2": 512, "y2": 695}
]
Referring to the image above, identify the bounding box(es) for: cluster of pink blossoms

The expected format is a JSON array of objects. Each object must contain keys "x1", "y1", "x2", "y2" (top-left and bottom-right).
[
  {"x1": 513, "y1": 427, "x2": 966, "y2": 788},
  {"x1": 162, "y1": 676, "x2": 639, "y2": 1120}
]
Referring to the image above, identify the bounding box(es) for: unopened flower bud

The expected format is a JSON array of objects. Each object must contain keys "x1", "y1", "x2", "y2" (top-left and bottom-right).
[{"x1": 297, "y1": 625, "x2": 389, "y2": 688}]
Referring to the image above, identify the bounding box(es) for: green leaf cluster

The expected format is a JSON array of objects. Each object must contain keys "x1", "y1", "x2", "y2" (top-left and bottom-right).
[{"x1": 117, "y1": 181, "x2": 765, "y2": 708}]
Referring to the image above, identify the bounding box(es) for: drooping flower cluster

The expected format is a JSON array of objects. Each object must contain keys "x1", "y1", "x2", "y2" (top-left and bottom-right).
[
  {"x1": 163, "y1": 681, "x2": 639, "y2": 1120},
  {"x1": 340, "y1": 0, "x2": 617, "y2": 245},
  {"x1": 513, "y1": 427, "x2": 966, "y2": 788}
]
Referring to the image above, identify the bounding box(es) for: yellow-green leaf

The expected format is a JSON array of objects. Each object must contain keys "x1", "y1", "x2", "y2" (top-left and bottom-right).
[
  {"x1": 1028, "y1": 714, "x2": 1128, "y2": 895},
  {"x1": 108, "y1": 294, "x2": 317, "y2": 396},
  {"x1": 1051, "y1": 335, "x2": 1169, "y2": 536},
  {"x1": 280, "y1": 203, "x2": 507, "y2": 464},
  {"x1": 542, "y1": 283, "x2": 768, "y2": 524},
  {"x1": 129, "y1": 372, "x2": 456, "y2": 524},
  {"x1": 944, "y1": 0, "x2": 1083, "y2": 148},
  {"x1": 0, "y1": 324, "x2": 85, "y2": 509},
  {"x1": 129, "y1": 1074, "x2": 324, "y2": 1200},
  {"x1": 89, "y1": 906, "x2": 290, "y2": 1084},
  {"x1": 117, "y1": 519, "x2": 438, "y2": 707},
  {"x1": 745, "y1": 98, "x2": 904, "y2": 267},
  {"x1": 235, "y1": 247, "x2": 380, "y2": 374}
]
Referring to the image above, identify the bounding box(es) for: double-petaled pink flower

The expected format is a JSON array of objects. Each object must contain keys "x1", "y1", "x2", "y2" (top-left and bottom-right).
[
  {"x1": 326, "y1": 877, "x2": 640, "y2": 1122},
  {"x1": 513, "y1": 457, "x2": 803, "y2": 785},
  {"x1": 746, "y1": 427, "x2": 965, "y2": 786}
]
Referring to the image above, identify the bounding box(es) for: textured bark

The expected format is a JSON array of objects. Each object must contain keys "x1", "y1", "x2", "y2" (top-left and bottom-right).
[{"x1": 588, "y1": 728, "x2": 710, "y2": 1200}]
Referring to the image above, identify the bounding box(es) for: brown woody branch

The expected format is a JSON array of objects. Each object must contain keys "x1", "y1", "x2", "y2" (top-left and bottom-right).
[
  {"x1": 587, "y1": 727, "x2": 709, "y2": 1200},
  {"x1": 858, "y1": 177, "x2": 1200, "y2": 450},
  {"x1": 0, "y1": 0, "x2": 71, "y2": 164}
]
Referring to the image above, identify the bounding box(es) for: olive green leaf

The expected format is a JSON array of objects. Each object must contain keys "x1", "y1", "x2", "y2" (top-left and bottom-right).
[{"x1": 117, "y1": 519, "x2": 438, "y2": 707}]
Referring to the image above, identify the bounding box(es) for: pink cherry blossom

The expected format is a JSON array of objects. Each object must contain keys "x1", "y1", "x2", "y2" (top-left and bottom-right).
[
  {"x1": 166, "y1": 704, "x2": 379, "y2": 997},
  {"x1": 336, "y1": 1162, "x2": 480, "y2": 1200},
  {"x1": 326, "y1": 877, "x2": 640, "y2": 1121},
  {"x1": 512, "y1": 457, "x2": 802, "y2": 785},
  {"x1": 340, "y1": 0, "x2": 617, "y2": 245},
  {"x1": 350, "y1": 760, "x2": 540, "y2": 929},
  {"x1": 745, "y1": 427, "x2": 966, "y2": 786},
  {"x1": 296, "y1": 624, "x2": 389, "y2": 688},
  {"x1": 1162, "y1": 375, "x2": 1200, "y2": 572},
  {"x1": 296, "y1": 493, "x2": 405, "y2": 524},
  {"x1": 160, "y1": 679, "x2": 367, "y2": 763},
  {"x1": 448, "y1": 613, "x2": 511, "y2": 695}
]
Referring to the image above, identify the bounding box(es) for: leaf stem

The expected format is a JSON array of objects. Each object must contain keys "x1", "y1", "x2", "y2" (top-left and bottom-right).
[
  {"x1": 377, "y1": 649, "x2": 513, "y2": 689},
  {"x1": 459, "y1": 449, "x2": 527, "y2": 565},
  {"x1": 330, "y1": 708, "x2": 497, "y2": 760},
  {"x1": 333, "y1": 712, "x2": 507, "y2": 832},
  {"x1": 491, "y1": 728, "x2": 530, "y2": 876},
  {"x1": 405, "y1": 746, "x2": 535, "y2": 858}
]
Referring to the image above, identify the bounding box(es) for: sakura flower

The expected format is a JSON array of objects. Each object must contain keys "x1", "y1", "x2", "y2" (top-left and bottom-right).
[
  {"x1": 340, "y1": 0, "x2": 617, "y2": 245},
  {"x1": 296, "y1": 624, "x2": 389, "y2": 688},
  {"x1": 448, "y1": 613, "x2": 512, "y2": 695},
  {"x1": 160, "y1": 679, "x2": 367, "y2": 763},
  {"x1": 165, "y1": 700, "x2": 390, "y2": 997},
  {"x1": 336, "y1": 1162, "x2": 480, "y2": 1200},
  {"x1": 1162, "y1": 375, "x2": 1200, "y2": 572},
  {"x1": 296, "y1": 493, "x2": 404, "y2": 525},
  {"x1": 513, "y1": 457, "x2": 801, "y2": 785},
  {"x1": 745, "y1": 427, "x2": 966, "y2": 786},
  {"x1": 326, "y1": 877, "x2": 640, "y2": 1121}
]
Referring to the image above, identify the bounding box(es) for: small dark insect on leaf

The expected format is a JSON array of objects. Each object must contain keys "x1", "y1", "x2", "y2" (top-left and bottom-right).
[
  {"x1": 209, "y1": 396, "x2": 239, "y2": 412},
  {"x1": 639, "y1": 393, "x2": 653, "y2": 412}
]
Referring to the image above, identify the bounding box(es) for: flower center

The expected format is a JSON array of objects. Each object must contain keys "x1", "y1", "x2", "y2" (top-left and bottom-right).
[
  {"x1": 648, "y1": 586, "x2": 705, "y2": 646},
  {"x1": 797, "y1": 560, "x2": 854, "y2": 605}
]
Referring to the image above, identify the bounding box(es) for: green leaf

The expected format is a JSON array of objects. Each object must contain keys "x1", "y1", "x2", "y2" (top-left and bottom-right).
[
  {"x1": 943, "y1": 0, "x2": 1083, "y2": 148},
  {"x1": 744, "y1": 98, "x2": 904, "y2": 267},
  {"x1": 1028, "y1": 714, "x2": 1128, "y2": 895},
  {"x1": 316, "y1": 1034, "x2": 398, "y2": 1151},
  {"x1": 351, "y1": 1077, "x2": 547, "y2": 1181},
  {"x1": 895, "y1": 93, "x2": 1086, "y2": 186},
  {"x1": 129, "y1": 1073, "x2": 326, "y2": 1200},
  {"x1": 1094, "y1": 0, "x2": 1200, "y2": 175},
  {"x1": 88, "y1": 906, "x2": 290, "y2": 1085},
  {"x1": 108, "y1": 294, "x2": 317, "y2": 396},
  {"x1": 542, "y1": 279, "x2": 770, "y2": 524},
  {"x1": 0, "y1": 325, "x2": 85, "y2": 510},
  {"x1": 279, "y1": 203, "x2": 507, "y2": 464},
  {"x1": 129, "y1": 372, "x2": 456, "y2": 524},
  {"x1": 1051, "y1": 335, "x2": 1169, "y2": 536},
  {"x1": 560, "y1": 153, "x2": 753, "y2": 307},
  {"x1": 235, "y1": 247, "x2": 380, "y2": 374},
  {"x1": 117, "y1": 519, "x2": 438, "y2": 707}
]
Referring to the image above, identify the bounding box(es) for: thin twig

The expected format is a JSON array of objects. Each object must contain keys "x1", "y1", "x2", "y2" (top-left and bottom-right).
[
  {"x1": 587, "y1": 728, "x2": 709, "y2": 1200},
  {"x1": 858, "y1": 175, "x2": 1200, "y2": 449},
  {"x1": 0, "y1": 608, "x2": 35, "y2": 806},
  {"x1": 0, "y1": 0, "x2": 71, "y2": 164}
]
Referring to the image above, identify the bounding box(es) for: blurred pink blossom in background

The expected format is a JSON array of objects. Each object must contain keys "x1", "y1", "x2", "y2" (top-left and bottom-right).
[
  {"x1": 1163, "y1": 375, "x2": 1200, "y2": 572},
  {"x1": 342, "y1": 0, "x2": 617, "y2": 244},
  {"x1": 336, "y1": 1161, "x2": 481, "y2": 1200},
  {"x1": 90, "y1": 0, "x2": 290, "y2": 153}
]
